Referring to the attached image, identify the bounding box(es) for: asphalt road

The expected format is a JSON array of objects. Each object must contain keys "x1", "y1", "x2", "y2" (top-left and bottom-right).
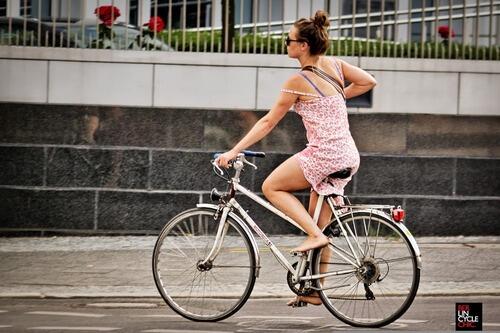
[{"x1": 0, "y1": 296, "x2": 499, "y2": 332}]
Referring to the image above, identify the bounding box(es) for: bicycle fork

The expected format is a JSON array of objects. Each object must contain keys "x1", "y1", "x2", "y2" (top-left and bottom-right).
[{"x1": 199, "y1": 206, "x2": 230, "y2": 267}]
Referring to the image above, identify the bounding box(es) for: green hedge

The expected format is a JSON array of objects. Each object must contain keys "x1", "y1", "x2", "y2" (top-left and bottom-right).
[{"x1": 165, "y1": 30, "x2": 500, "y2": 60}]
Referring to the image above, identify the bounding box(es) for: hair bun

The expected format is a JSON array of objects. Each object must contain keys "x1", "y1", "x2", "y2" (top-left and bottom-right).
[{"x1": 313, "y1": 10, "x2": 330, "y2": 29}]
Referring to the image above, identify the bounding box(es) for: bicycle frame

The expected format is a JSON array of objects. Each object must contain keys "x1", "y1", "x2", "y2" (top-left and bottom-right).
[
  {"x1": 200, "y1": 154, "x2": 421, "y2": 285},
  {"x1": 198, "y1": 181, "x2": 371, "y2": 284}
]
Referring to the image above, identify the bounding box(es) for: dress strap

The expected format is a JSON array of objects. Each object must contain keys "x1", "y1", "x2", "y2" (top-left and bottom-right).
[
  {"x1": 280, "y1": 88, "x2": 320, "y2": 98},
  {"x1": 302, "y1": 65, "x2": 346, "y2": 101},
  {"x1": 331, "y1": 57, "x2": 344, "y2": 83},
  {"x1": 299, "y1": 72, "x2": 326, "y2": 97}
]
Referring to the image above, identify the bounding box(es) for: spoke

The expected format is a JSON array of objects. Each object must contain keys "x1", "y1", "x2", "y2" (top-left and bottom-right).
[
  {"x1": 372, "y1": 220, "x2": 381, "y2": 258},
  {"x1": 162, "y1": 262, "x2": 197, "y2": 280},
  {"x1": 330, "y1": 242, "x2": 357, "y2": 261},
  {"x1": 212, "y1": 265, "x2": 253, "y2": 268},
  {"x1": 363, "y1": 217, "x2": 370, "y2": 257},
  {"x1": 163, "y1": 234, "x2": 190, "y2": 260},
  {"x1": 175, "y1": 224, "x2": 203, "y2": 260},
  {"x1": 381, "y1": 256, "x2": 416, "y2": 264}
]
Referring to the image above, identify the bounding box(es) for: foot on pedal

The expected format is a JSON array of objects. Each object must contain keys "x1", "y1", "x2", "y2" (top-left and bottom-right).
[{"x1": 287, "y1": 298, "x2": 308, "y2": 308}]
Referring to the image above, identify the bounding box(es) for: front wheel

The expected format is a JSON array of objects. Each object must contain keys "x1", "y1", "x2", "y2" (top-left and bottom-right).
[
  {"x1": 312, "y1": 211, "x2": 420, "y2": 328},
  {"x1": 152, "y1": 208, "x2": 257, "y2": 321}
]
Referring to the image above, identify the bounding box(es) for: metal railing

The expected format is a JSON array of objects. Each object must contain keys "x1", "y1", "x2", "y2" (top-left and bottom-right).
[{"x1": 0, "y1": 0, "x2": 499, "y2": 60}]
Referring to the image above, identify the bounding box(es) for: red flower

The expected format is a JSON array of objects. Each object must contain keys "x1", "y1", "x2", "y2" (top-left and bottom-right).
[
  {"x1": 94, "y1": 5, "x2": 121, "y2": 27},
  {"x1": 146, "y1": 16, "x2": 165, "y2": 33},
  {"x1": 438, "y1": 25, "x2": 455, "y2": 39}
]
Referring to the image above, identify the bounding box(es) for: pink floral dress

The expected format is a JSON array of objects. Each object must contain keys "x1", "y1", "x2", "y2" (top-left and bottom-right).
[{"x1": 281, "y1": 59, "x2": 360, "y2": 196}]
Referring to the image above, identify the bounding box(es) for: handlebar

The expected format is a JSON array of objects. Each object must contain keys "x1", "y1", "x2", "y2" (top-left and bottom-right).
[
  {"x1": 211, "y1": 150, "x2": 265, "y2": 180},
  {"x1": 213, "y1": 150, "x2": 266, "y2": 159}
]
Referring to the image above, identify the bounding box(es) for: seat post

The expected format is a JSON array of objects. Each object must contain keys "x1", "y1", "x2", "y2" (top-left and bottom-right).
[{"x1": 312, "y1": 194, "x2": 324, "y2": 224}]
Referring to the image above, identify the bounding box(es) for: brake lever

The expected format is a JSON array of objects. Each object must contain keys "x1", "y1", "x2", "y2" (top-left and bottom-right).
[
  {"x1": 243, "y1": 158, "x2": 258, "y2": 170},
  {"x1": 212, "y1": 161, "x2": 225, "y2": 176}
]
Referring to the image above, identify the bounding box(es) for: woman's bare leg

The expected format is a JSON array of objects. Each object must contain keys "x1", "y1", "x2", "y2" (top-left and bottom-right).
[
  {"x1": 262, "y1": 156, "x2": 328, "y2": 253},
  {"x1": 290, "y1": 191, "x2": 333, "y2": 306}
]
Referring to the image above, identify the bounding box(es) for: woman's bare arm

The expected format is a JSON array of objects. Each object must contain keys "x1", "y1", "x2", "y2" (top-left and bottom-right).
[
  {"x1": 340, "y1": 59, "x2": 377, "y2": 99},
  {"x1": 216, "y1": 80, "x2": 298, "y2": 167}
]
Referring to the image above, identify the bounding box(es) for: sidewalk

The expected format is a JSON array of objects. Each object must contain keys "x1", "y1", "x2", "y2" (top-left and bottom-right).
[{"x1": 0, "y1": 236, "x2": 499, "y2": 298}]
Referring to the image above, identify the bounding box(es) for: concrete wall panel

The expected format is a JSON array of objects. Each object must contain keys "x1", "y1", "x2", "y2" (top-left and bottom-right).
[
  {"x1": 48, "y1": 61, "x2": 153, "y2": 106},
  {"x1": 256, "y1": 67, "x2": 296, "y2": 110},
  {"x1": 459, "y1": 73, "x2": 500, "y2": 116},
  {"x1": 154, "y1": 65, "x2": 256, "y2": 109},
  {"x1": 0, "y1": 59, "x2": 47, "y2": 103},
  {"x1": 370, "y1": 71, "x2": 459, "y2": 114}
]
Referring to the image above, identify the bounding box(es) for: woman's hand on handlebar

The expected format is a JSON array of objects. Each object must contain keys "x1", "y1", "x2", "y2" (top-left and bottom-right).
[{"x1": 215, "y1": 149, "x2": 239, "y2": 168}]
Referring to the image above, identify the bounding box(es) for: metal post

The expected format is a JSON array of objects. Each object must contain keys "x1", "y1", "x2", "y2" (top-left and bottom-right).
[
  {"x1": 197, "y1": 0, "x2": 201, "y2": 52},
  {"x1": 110, "y1": 0, "x2": 115, "y2": 48},
  {"x1": 381, "y1": 0, "x2": 385, "y2": 57},
  {"x1": 475, "y1": 0, "x2": 480, "y2": 59},
  {"x1": 52, "y1": 0, "x2": 58, "y2": 47},
  {"x1": 138, "y1": 0, "x2": 143, "y2": 49},
  {"x1": 182, "y1": 0, "x2": 187, "y2": 51},
  {"x1": 67, "y1": 0, "x2": 72, "y2": 48},
  {"x1": 211, "y1": 0, "x2": 215, "y2": 52},
  {"x1": 462, "y1": 0, "x2": 467, "y2": 59},
  {"x1": 420, "y1": 0, "x2": 425, "y2": 58},
  {"x1": 367, "y1": 0, "x2": 371, "y2": 57},
  {"x1": 338, "y1": 0, "x2": 342, "y2": 55},
  {"x1": 125, "y1": 0, "x2": 129, "y2": 49},
  {"x1": 37, "y1": 0, "x2": 42, "y2": 46},
  {"x1": 79, "y1": 0, "x2": 85, "y2": 48},
  {"x1": 281, "y1": 0, "x2": 285, "y2": 54},
  {"x1": 394, "y1": 0, "x2": 398, "y2": 57},
  {"x1": 407, "y1": 0, "x2": 412, "y2": 58},
  {"x1": 267, "y1": 0, "x2": 271, "y2": 54},
  {"x1": 351, "y1": 0, "x2": 356, "y2": 56},
  {"x1": 154, "y1": 0, "x2": 160, "y2": 50},
  {"x1": 434, "y1": 0, "x2": 438, "y2": 58},
  {"x1": 22, "y1": 0, "x2": 27, "y2": 46},
  {"x1": 239, "y1": 0, "x2": 244, "y2": 53},
  {"x1": 488, "y1": 0, "x2": 493, "y2": 59},
  {"x1": 168, "y1": 0, "x2": 173, "y2": 47},
  {"x1": 448, "y1": 0, "x2": 452, "y2": 58},
  {"x1": 253, "y1": 0, "x2": 257, "y2": 53}
]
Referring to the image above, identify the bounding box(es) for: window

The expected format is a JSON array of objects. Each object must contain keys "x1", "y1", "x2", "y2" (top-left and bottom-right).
[
  {"x1": 20, "y1": 0, "x2": 32, "y2": 17},
  {"x1": 341, "y1": 0, "x2": 397, "y2": 40},
  {"x1": 0, "y1": 0, "x2": 6, "y2": 17},
  {"x1": 153, "y1": 0, "x2": 212, "y2": 29},
  {"x1": 130, "y1": 0, "x2": 138, "y2": 25}
]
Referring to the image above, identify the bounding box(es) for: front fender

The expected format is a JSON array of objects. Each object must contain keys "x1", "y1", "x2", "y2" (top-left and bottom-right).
[{"x1": 196, "y1": 203, "x2": 261, "y2": 277}]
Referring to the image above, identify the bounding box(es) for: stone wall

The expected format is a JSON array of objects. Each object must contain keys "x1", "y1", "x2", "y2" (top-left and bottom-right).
[{"x1": 1, "y1": 103, "x2": 499, "y2": 236}]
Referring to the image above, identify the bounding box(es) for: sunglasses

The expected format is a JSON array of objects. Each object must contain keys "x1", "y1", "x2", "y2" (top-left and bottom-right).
[{"x1": 285, "y1": 36, "x2": 305, "y2": 46}]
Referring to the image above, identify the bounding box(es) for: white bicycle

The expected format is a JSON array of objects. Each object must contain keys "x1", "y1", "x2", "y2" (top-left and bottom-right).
[{"x1": 152, "y1": 150, "x2": 422, "y2": 328}]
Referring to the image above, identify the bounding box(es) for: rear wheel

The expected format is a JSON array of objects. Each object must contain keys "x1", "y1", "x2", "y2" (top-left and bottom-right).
[
  {"x1": 152, "y1": 208, "x2": 256, "y2": 321},
  {"x1": 313, "y1": 211, "x2": 420, "y2": 327}
]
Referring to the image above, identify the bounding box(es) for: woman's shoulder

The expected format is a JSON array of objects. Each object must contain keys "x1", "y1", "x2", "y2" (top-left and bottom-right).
[
  {"x1": 320, "y1": 55, "x2": 343, "y2": 66},
  {"x1": 283, "y1": 72, "x2": 307, "y2": 90}
]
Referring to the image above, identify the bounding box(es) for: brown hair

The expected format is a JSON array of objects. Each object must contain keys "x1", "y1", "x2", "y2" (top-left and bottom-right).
[{"x1": 294, "y1": 10, "x2": 330, "y2": 55}]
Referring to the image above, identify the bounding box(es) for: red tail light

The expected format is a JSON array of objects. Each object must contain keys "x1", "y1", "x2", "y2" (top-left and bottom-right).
[{"x1": 392, "y1": 207, "x2": 405, "y2": 222}]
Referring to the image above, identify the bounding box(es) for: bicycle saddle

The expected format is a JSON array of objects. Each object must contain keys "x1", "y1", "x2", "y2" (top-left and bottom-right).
[{"x1": 327, "y1": 168, "x2": 352, "y2": 180}]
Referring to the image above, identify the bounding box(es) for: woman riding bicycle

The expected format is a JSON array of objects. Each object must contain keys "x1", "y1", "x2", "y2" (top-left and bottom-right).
[{"x1": 216, "y1": 10, "x2": 376, "y2": 306}]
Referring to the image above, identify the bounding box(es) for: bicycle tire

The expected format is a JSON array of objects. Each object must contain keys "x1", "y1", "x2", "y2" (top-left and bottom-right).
[
  {"x1": 312, "y1": 210, "x2": 420, "y2": 328},
  {"x1": 152, "y1": 207, "x2": 257, "y2": 322}
]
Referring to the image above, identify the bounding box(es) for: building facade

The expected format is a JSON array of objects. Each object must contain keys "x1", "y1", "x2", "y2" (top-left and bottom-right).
[{"x1": 2, "y1": 0, "x2": 498, "y2": 46}]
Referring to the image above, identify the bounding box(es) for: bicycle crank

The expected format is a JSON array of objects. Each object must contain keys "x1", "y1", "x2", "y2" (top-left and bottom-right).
[{"x1": 287, "y1": 262, "x2": 314, "y2": 296}]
